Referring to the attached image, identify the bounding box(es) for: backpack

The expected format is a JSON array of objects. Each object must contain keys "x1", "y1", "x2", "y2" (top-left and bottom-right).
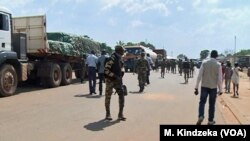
[
  {"x1": 104, "y1": 56, "x2": 112, "y2": 78},
  {"x1": 247, "y1": 67, "x2": 250, "y2": 77}
]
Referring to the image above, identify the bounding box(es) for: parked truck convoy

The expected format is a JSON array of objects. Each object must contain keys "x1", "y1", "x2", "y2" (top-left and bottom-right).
[
  {"x1": 0, "y1": 7, "x2": 87, "y2": 97},
  {"x1": 153, "y1": 49, "x2": 167, "y2": 59},
  {"x1": 237, "y1": 55, "x2": 250, "y2": 68},
  {"x1": 123, "y1": 45, "x2": 157, "y2": 72}
]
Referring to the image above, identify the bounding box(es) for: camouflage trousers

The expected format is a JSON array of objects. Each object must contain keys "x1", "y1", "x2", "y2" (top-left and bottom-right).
[
  {"x1": 105, "y1": 78, "x2": 125, "y2": 116},
  {"x1": 184, "y1": 69, "x2": 189, "y2": 82},
  {"x1": 138, "y1": 71, "x2": 147, "y2": 88}
]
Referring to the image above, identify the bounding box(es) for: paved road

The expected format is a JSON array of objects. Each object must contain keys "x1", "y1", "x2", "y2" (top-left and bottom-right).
[{"x1": 0, "y1": 69, "x2": 240, "y2": 141}]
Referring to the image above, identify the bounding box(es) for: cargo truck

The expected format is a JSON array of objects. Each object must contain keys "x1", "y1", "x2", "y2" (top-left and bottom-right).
[
  {"x1": 123, "y1": 45, "x2": 157, "y2": 72},
  {"x1": 0, "y1": 7, "x2": 86, "y2": 97}
]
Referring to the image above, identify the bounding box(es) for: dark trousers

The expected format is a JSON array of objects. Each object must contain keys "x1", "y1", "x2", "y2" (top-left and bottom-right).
[
  {"x1": 198, "y1": 87, "x2": 217, "y2": 122},
  {"x1": 146, "y1": 71, "x2": 150, "y2": 84},
  {"x1": 98, "y1": 73, "x2": 105, "y2": 94},
  {"x1": 88, "y1": 67, "x2": 96, "y2": 93}
]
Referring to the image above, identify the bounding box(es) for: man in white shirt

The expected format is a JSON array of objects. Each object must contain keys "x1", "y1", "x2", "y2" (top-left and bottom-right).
[
  {"x1": 146, "y1": 53, "x2": 153, "y2": 84},
  {"x1": 86, "y1": 50, "x2": 98, "y2": 95},
  {"x1": 194, "y1": 50, "x2": 223, "y2": 125}
]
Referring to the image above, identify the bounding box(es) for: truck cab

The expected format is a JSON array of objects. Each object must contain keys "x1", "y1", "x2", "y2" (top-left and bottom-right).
[
  {"x1": 0, "y1": 7, "x2": 20, "y2": 97},
  {"x1": 0, "y1": 7, "x2": 12, "y2": 51}
]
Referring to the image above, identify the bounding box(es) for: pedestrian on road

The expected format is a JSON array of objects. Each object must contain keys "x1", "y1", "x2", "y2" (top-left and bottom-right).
[
  {"x1": 104, "y1": 45, "x2": 126, "y2": 121},
  {"x1": 248, "y1": 66, "x2": 250, "y2": 89},
  {"x1": 231, "y1": 63, "x2": 240, "y2": 97},
  {"x1": 86, "y1": 50, "x2": 98, "y2": 95},
  {"x1": 178, "y1": 59, "x2": 183, "y2": 76},
  {"x1": 97, "y1": 50, "x2": 107, "y2": 95},
  {"x1": 160, "y1": 58, "x2": 166, "y2": 78},
  {"x1": 135, "y1": 52, "x2": 149, "y2": 93},
  {"x1": 224, "y1": 61, "x2": 233, "y2": 93},
  {"x1": 194, "y1": 50, "x2": 223, "y2": 125},
  {"x1": 146, "y1": 53, "x2": 153, "y2": 85},
  {"x1": 183, "y1": 57, "x2": 190, "y2": 83}
]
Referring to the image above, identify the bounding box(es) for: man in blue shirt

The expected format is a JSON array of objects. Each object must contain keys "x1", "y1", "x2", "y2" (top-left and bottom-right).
[
  {"x1": 86, "y1": 50, "x2": 98, "y2": 95},
  {"x1": 97, "y1": 50, "x2": 107, "y2": 95}
]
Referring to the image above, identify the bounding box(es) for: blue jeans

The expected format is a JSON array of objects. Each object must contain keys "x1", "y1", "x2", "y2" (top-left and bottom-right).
[{"x1": 198, "y1": 87, "x2": 217, "y2": 122}]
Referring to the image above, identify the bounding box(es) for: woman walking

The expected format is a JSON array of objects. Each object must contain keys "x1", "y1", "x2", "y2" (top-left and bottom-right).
[{"x1": 231, "y1": 63, "x2": 240, "y2": 97}]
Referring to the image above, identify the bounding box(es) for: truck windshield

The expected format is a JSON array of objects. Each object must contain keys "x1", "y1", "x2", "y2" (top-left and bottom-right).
[{"x1": 125, "y1": 47, "x2": 144, "y2": 55}]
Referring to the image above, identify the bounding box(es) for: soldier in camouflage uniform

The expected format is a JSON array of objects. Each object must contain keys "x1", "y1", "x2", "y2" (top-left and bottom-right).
[
  {"x1": 104, "y1": 45, "x2": 126, "y2": 121},
  {"x1": 135, "y1": 52, "x2": 149, "y2": 93}
]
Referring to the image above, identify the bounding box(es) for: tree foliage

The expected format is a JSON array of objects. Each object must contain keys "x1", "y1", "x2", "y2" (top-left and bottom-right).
[
  {"x1": 100, "y1": 43, "x2": 113, "y2": 55},
  {"x1": 200, "y1": 50, "x2": 210, "y2": 60},
  {"x1": 236, "y1": 49, "x2": 250, "y2": 56},
  {"x1": 116, "y1": 40, "x2": 125, "y2": 46},
  {"x1": 223, "y1": 49, "x2": 234, "y2": 57},
  {"x1": 177, "y1": 54, "x2": 187, "y2": 60}
]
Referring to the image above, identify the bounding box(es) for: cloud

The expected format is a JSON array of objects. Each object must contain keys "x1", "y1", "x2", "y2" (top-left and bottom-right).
[
  {"x1": 207, "y1": 0, "x2": 219, "y2": 4},
  {"x1": 210, "y1": 7, "x2": 250, "y2": 25},
  {"x1": 0, "y1": 0, "x2": 34, "y2": 8},
  {"x1": 192, "y1": 0, "x2": 201, "y2": 8},
  {"x1": 177, "y1": 6, "x2": 184, "y2": 11},
  {"x1": 101, "y1": 0, "x2": 170, "y2": 16},
  {"x1": 130, "y1": 20, "x2": 144, "y2": 28},
  {"x1": 107, "y1": 18, "x2": 117, "y2": 26}
]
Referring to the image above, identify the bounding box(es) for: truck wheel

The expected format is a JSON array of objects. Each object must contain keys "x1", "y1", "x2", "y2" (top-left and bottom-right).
[
  {"x1": 0, "y1": 64, "x2": 18, "y2": 97},
  {"x1": 60, "y1": 63, "x2": 72, "y2": 85},
  {"x1": 47, "y1": 63, "x2": 62, "y2": 88}
]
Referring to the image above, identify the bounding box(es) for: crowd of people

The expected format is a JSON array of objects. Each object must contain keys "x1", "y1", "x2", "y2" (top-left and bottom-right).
[{"x1": 84, "y1": 47, "x2": 250, "y2": 124}]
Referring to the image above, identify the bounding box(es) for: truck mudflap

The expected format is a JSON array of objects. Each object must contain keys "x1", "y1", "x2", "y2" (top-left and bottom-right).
[
  {"x1": 20, "y1": 63, "x2": 28, "y2": 81},
  {"x1": 37, "y1": 62, "x2": 53, "y2": 78}
]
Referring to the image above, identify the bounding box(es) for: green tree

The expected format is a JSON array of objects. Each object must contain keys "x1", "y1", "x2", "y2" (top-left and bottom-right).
[
  {"x1": 223, "y1": 49, "x2": 234, "y2": 57},
  {"x1": 177, "y1": 54, "x2": 186, "y2": 60},
  {"x1": 100, "y1": 43, "x2": 113, "y2": 55},
  {"x1": 139, "y1": 41, "x2": 155, "y2": 50},
  {"x1": 200, "y1": 50, "x2": 210, "y2": 60},
  {"x1": 126, "y1": 42, "x2": 136, "y2": 46},
  {"x1": 236, "y1": 49, "x2": 250, "y2": 56},
  {"x1": 116, "y1": 40, "x2": 125, "y2": 46}
]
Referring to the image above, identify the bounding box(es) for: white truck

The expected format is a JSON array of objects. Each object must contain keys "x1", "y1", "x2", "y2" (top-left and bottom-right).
[
  {"x1": 123, "y1": 45, "x2": 157, "y2": 72},
  {"x1": 0, "y1": 7, "x2": 85, "y2": 97}
]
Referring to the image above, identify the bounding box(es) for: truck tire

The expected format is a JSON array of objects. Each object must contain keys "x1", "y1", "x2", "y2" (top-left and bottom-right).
[
  {"x1": 47, "y1": 63, "x2": 62, "y2": 88},
  {"x1": 60, "y1": 63, "x2": 72, "y2": 85},
  {"x1": 0, "y1": 64, "x2": 18, "y2": 97}
]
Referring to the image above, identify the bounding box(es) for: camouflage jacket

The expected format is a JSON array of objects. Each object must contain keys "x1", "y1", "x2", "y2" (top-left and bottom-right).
[{"x1": 136, "y1": 58, "x2": 149, "y2": 73}]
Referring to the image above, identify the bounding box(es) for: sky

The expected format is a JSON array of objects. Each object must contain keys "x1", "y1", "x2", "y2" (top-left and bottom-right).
[{"x1": 1, "y1": 0, "x2": 250, "y2": 58}]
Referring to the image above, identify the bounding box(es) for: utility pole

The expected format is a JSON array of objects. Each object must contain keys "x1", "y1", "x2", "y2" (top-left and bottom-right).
[{"x1": 234, "y1": 36, "x2": 236, "y2": 64}]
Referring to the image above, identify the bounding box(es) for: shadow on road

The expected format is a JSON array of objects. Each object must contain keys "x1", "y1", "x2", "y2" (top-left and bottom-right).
[
  {"x1": 179, "y1": 82, "x2": 188, "y2": 85},
  {"x1": 84, "y1": 119, "x2": 120, "y2": 131},
  {"x1": 129, "y1": 91, "x2": 143, "y2": 94},
  {"x1": 74, "y1": 94, "x2": 103, "y2": 98}
]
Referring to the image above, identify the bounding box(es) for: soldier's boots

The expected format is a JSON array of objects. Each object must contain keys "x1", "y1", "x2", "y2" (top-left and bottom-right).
[
  {"x1": 118, "y1": 114, "x2": 126, "y2": 121},
  {"x1": 105, "y1": 113, "x2": 112, "y2": 120},
  {"x1": 105, "y1": 108, "x2": 112, "y2": 120},
  {"x1": 139, "y1": 87, "x2": 144, "y2": 93},
  {"x1": 118, "y1": 107, "x2": 126, "y2": 121}
]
